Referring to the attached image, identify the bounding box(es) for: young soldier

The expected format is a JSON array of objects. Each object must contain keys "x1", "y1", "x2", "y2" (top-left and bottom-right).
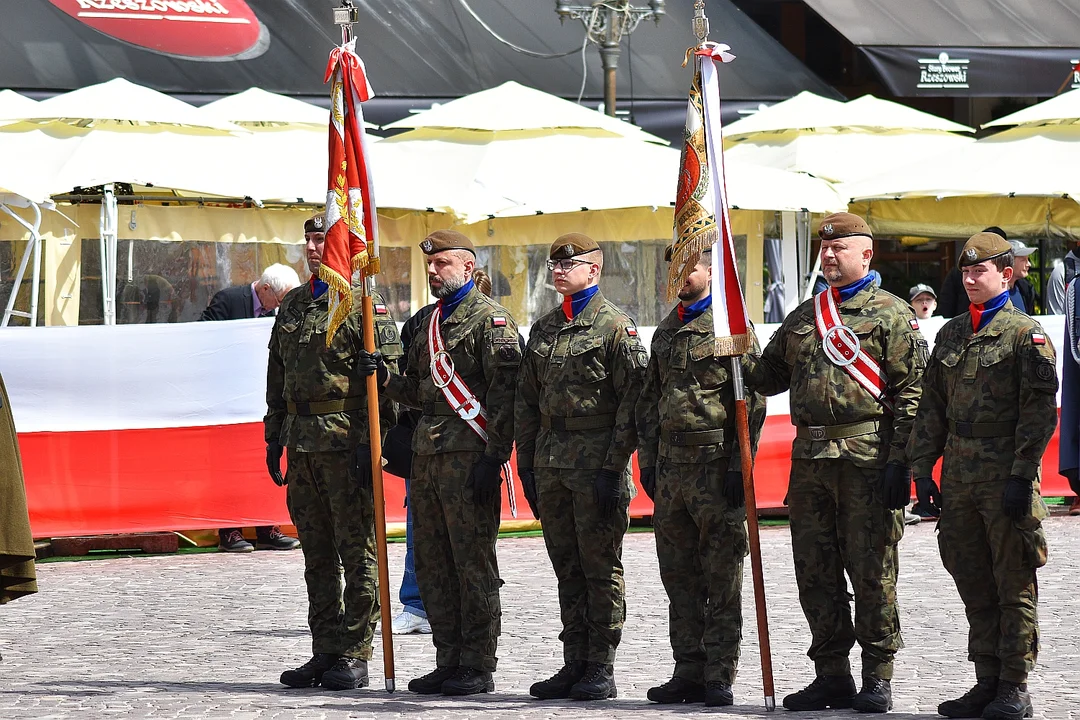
[
  {"x1": 909, "y1": 232, "x2": 1057, "y2": 720},
  {"x1": 515, "y1": 234, "x2": 647, "y2": 701},
  {"x1": 360, "y1": 230, "x2": 520, "y2": 696},
  {"x1": 745, "y1": 212, "x2": 925, "y2": 713},
  {"x1": 636, "y1": 248, "x2": 765, "y2": 708},
  {"x1": 267, "y1": 214, "x2": 403, "y2": 691}
]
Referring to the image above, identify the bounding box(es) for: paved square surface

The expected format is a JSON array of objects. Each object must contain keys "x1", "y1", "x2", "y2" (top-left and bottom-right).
[{"x1": 1, "y1": 516, "x2": 1077, "y2": 718}]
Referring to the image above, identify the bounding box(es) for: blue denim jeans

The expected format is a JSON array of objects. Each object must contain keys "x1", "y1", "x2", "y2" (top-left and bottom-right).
[{"x1": 399, "y1": 478, "x2": 427, "y2": 617}]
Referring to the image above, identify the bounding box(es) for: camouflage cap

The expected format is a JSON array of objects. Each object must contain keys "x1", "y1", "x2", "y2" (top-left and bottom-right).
[
  {"x1": 959, "y1": 232, "x2": 1012, "y2": 267},
  {"x1": 304, "y1": 213, "x2": 326, "y2": 234},
  {"x1": 550, "y1": 233, "x2": 599, "y2": 260},
  {"x1": 818, "y1": 212, "x2": 873, "y2": 241},
  {"x1": 419, "y1": 229, "x2": 476, "y2": 256}
]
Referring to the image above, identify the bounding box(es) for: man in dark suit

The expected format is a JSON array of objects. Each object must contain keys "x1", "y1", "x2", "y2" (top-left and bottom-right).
[{"x1": 200, "y1": 263, "x2": 302, "y2": 552}]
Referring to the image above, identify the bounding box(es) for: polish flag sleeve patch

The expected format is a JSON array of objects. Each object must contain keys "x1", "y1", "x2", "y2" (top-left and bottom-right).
[
  {"x1": 1031, "y1": 331, "x2": 1046, "y2": 345},
  {"x1": 492, "y1": 316, "x2": 507, "y2": 327}
]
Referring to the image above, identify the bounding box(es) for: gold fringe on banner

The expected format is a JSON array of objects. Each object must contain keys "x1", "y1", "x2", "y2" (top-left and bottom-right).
[
  {"x1": 319, "y1": 264, "x2": 353, "y2": 347},
  {"x1": 715, "y1": 332, "x2": 751, "y2": 357}
]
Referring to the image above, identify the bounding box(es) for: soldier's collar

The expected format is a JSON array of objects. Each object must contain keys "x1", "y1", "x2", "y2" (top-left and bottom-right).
[
  {"x1": 837, "y1": 283, "x2": 875, "y2": 311},
  {"x1": 676, "y1": 304, "x2": 713, "y2": 333},
  {"x1": 564, "y1": 289, "x2": 604, "y2": 328},
  {"x1": 440, "y1": 285, "x2": 478, "y2": 324},
  {"x1": 970, "y1": 299, "x2": 1013, "y2": 339}
]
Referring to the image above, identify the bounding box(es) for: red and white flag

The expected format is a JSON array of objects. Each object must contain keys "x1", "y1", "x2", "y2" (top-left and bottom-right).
[
  {"x1": 321, "y1": 38, "x2": 379, "y2": 343},
  {"x1": 669, "y1": 42, "x2": 750, "y2": 356}
]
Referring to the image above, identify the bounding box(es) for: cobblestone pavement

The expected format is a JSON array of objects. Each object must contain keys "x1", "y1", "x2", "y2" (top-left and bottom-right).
[{"x1": 1, "y1": 516, "x2": 1078, "y2": 719}]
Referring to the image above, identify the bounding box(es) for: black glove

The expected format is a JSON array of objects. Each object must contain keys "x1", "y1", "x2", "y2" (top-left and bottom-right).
[
  {"x1": 519, "y1": 468, "x2": 540, "y2": 520},
  {"x1": 594, "y1": 469, "x2": 622, "y2": 520},
  {"x1": 881, "y1": 461, "x2": 912, "y2": 510},
  {"x1": 266, "y1": 442, "x2": 285, "y2": 486},
  {"x1": 1003, "y1": 476, "x2": 1033, "y2": 520},
  {"x1": 352, "y1": 443, "x2": 372, "y2": 488},
  {"x1": 356, "y1": 350, "x2": 388, "y2": 385},
  {"x1": 914, "y1": 476, "x2": 942, "y2": 516},
  {"x1": 722, "y1": 470, "x2": 745, "y2": 508},
  {"x1": 468, "y1": 455, "x2": 503, "y2": 505},
  {"x1": 639, "y1": 467, "x2": 656, "y2": 501},
  {"x1": 1063, "y1": 467, "x2": 1080, "y2": 498}
]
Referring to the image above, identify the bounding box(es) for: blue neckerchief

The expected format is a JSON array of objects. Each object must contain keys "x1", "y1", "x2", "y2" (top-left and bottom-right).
[
  {"x1": 310, "y1": 276, "x2": 328, "y2": 299},
  {"x1": 564, "y1": 285, "x2": 599, "y2": 319},
  {"x1": 678, "y1": 294, "x2": 712, "y2": 325},
  {"x1": 973, "y1": 291, "x2": 1010, "y2": 332},
  {"x1": 1009, "y1": 286, "x2": 1027, "y2": 314},
  {"x1": 440, "y1": 279, "x2": 474, "y2": 320},
  {"x1": 835, "y1": 274, "x2": 876, "y2": 302}
]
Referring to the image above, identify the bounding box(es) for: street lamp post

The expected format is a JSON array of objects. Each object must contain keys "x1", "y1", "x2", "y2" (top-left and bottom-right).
[{"x1": 555, "y1": 0, "x2": 666, "y2": 117}]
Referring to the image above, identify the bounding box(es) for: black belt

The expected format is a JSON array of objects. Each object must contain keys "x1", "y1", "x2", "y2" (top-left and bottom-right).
[
  {"x1": 287, "y1": 397, "x2": 364, "y2": 416},
  {"x1": 422, "y1": 401, "x2": 458, "y2": 417},
  {"x1": 661, "y1": 428, "x2": 725, "y2": 446},
  {"x1": 795, "y1": 420, "x2": 882, "y2": 441},
  {"x1": 948, "y1": 420, "x2": 1016, "y2": 438},
  {"x1": 541, "y1": 413, "x2": 616, "y2": 431}
]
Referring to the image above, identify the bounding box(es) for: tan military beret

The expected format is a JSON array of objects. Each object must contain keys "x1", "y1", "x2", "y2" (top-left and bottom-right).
[
  {"x1": 550, "y1": 233, "x2": 599, "y2": 260},
  {"x1": 304, "y1": 213, "x2": 326, "y2": 234},
  {"x1": 818, "y1": 212, "x2": 872, "y2": 241},
  {"x1": 419, "y1": 229, "x2": 475, "y2": 256},
  {"x1": 958, "y1": 232, "x2": 1012, "y2": 267}
]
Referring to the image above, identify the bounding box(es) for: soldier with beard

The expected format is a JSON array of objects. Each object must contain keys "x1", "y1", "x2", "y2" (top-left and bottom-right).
[{"x1": 360, "y1": 230, "x2": 521, "y2": 696}]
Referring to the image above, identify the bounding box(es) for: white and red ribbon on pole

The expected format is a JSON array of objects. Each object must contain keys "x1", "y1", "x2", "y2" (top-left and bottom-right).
[
  {"x1": 814, "y1": 288, "x2": 894, "y2": 412},
  {"x1": 694, "y1": 43, "x2": 751, "y2": 356},
  {"x1": 321, "y1": 38, "x2": 380, "y2": 344}
]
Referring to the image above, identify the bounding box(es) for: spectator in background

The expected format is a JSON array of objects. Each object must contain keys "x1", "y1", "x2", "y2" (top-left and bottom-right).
[
  {"x1": 908, "y1": 284, "x2": 937, "y2": 320},
  {"x1": 939, "y1": 227, "x2": 1010, "y2": 318},
  {"x1": 1045, "y1": 239, "x2": 1080, "y2": 314},
  {"x1": 1007, "y1": 240, "x2": 1037, "y2": 315},
  {"x1": 1060, "y1": 275, "x2": 1080, "y2": 516},
  {"x1": 200, "y1": 263, "x2": 302, "y2": 553}
]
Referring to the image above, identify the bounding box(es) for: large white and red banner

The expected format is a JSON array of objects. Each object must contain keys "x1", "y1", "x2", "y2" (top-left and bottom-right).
[{"x1": 0, "y1": 316, "x2": 1071, "y2": 538}]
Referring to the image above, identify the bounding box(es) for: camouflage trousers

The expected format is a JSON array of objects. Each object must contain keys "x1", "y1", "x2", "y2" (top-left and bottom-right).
[
  {"x1": 938, "y1": 477, "x2": 1047, "y2": 684},
  {"x1": 654, "y1": 458, "x2": 747, "y2": 686},
  {"x1": 535, "y1": 468, "x2": 629, "y2": 666},
  {"x1": 411, "y1": 450, "x2": 502, "y2": 672},
  {"x1": 285, "y1": 448, "x2": 378, "y2": 660},
  {"x1": 788, "y1": 459, "x2": 904, "y2": 680}
]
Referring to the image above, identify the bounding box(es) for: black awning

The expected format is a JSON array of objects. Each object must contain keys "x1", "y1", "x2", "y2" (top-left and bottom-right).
[
  {"x1": 0, "y1": 0, "x2": 838, "y2": 102},
  {"x1": 803, "y1": 0, "x2": 1080, "y2": 96}
]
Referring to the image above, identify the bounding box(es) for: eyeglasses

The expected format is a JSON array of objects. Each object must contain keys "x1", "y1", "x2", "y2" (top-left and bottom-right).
[{"x1": 547, "y1": 258, "x2": 590, "y2": 272}]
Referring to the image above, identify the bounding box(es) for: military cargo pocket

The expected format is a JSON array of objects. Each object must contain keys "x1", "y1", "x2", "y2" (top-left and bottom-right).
[
  {"x1": 883, "y1": 507, "x2": 904, "y2": 546},
  {"x1": 1013, "y1": 515, "x2": 1048, "y2": 569},
  {"x1": 784, "y1": 323, "x2": 815, "y2": 367},
  {"x1": 570, "y1": 335, "x2": 608, "y2": 381}
]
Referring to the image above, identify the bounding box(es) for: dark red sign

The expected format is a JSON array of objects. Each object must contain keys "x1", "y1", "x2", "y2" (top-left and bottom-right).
[{"x1": 48, "y1": 0, "x2": 268, "y2": 61}]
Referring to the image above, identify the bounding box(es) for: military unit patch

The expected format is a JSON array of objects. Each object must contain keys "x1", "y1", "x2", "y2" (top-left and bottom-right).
[{"x1": 1037, "y1": 362, "x2": 1055, "y2": 381}]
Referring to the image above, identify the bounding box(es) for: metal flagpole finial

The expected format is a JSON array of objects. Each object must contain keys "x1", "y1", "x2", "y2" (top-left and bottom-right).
[
  {"x1": 333, "y1": 0, "x2": 359, "y2": 44},
  {"x1": 692, "y1": 0, "x2": 709, "y2": 44}
]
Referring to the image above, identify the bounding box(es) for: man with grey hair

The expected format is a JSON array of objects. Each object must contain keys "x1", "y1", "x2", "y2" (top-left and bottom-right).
[{"x1": 200, "y1": 263, "x2": 302, "y2": 552}]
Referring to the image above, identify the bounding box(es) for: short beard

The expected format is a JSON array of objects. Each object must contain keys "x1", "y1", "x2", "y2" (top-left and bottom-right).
[{"x1": 430, "y1": 273, "x2": 466, "y2": 299}]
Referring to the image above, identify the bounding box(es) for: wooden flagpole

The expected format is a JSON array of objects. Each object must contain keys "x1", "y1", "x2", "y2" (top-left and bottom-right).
[
  {"x1": 332, "y1": 1, "x2": 395, "y2": 692},
  {"x1": 361, "y1": 277, "x2": 395, "y2": 692}
]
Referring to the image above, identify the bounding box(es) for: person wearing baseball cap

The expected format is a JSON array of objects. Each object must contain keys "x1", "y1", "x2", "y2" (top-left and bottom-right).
[
  {"x1": 1008, "y1": 240, "x2": 1037, "y2": 315},
  {"x1": 909, "y1": 231, "x2": 1057, "y2": 719},
  {"x1": 745, "y1": 211, "x2": 925, "y2": 712},
  {"x1": 908, "y1": 284, "x2": 937, "y2": 320}
]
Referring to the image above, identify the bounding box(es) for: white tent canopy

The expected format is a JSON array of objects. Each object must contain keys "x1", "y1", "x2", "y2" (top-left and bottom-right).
[
  {"x1": 0, "y1": 89, "x2": 37, "y2": 124},
  {"x1": 0, "y1": 78, "x2": 243, "y2": 133},
  {"x1": 984, "y1": 87, "x2": 1080, "y2": 129},
  {"x1": 384, "y1": 80, "x2": 668, "y2": 144},
  {"x1": 199, "y1": 87, "x2": 331, "y2": 128},
  {"x1": 842, "y1": 125, "x2": 1080, "y2": 201}
]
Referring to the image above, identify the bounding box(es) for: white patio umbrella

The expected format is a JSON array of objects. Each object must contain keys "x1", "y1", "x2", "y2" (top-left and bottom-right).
[
  {"x1": 0, "y1": 90, "x2": 37, "y2": 127},
  {"x1": 198, "y1": 87, "x2": 329, "y2": 128},
  {"x1": 0, "y1": 78, "x2": 243, "y2": 133},
  {"x1": 983, "y1": 87, "x2": 1080, "y2": 129}
]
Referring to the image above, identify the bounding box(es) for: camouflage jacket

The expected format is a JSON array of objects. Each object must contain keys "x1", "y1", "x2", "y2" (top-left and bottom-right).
[
  {"x1": 515, "y1": 291, "x2": 647, "y2": 475},
  {"x1": 636, "y1": 304, "x2": 766, "y2": 469},
  {"x1": 384, "y1": 286, "x2": 520, "y2": 461},
  {"x1": 908, "y1": 301, "x2": 1058, "y2": 483},
  {"x1": 264, "y1": 284, "x2": 403, "y2": 453},
  {"x1": 746, "y1": 285, "x2": 926, "y2": 469}
]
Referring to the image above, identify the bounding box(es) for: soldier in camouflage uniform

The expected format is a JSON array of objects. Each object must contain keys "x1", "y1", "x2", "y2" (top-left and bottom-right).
[
  {"x1": 515, "y1": 233, "x2": 646, "y2": 702},
  {"x1": 635, "y1": 247, "x2": 765, "y2": 708},
  {"x1": 360, "y1": 230, "x2": 520, "y2": 697},
  {"x1": 745, "y1": 213, "x2": 924, "y2": 713},
  {"x1": 265, "y1": 214, "x2": 403, "y2": 691},
  {"x1": 908, "y1": 232, "x2": 1057, "y2": 720}
]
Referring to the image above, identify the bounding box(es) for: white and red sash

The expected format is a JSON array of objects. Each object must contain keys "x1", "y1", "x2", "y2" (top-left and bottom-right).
[
  {"x1": 813, "y1": 289, "x2": 894, "y2": 413},
  {"x1": 427, "y1": 302, "x2": 516, "y2": 515}
]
